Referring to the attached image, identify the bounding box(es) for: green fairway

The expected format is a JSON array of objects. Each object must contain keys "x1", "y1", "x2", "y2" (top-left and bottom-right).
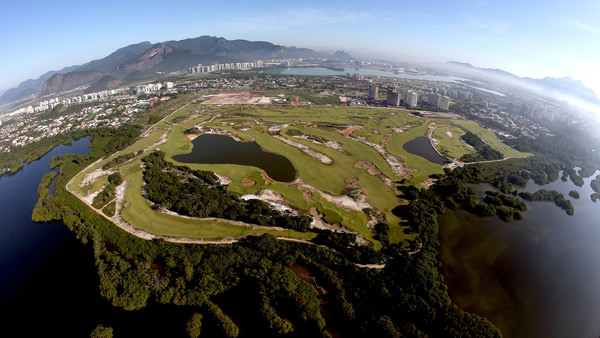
[
  {"x1": 450, "y1": 120, "x2": 532, "y2": 158},
  {"x1": 432, "y1": 125, "x2": 475, "y2": 159},
  {"x1": 386, "y1": 121, "x2": 445, "y2": 183},
  {"x1": 70, "y1": 103, "x2": 527, "y2": 248}
]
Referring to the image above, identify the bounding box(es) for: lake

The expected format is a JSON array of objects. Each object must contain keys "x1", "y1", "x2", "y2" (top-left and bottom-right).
[
  {"x1": 402, "y1": 136, "x2": 447, "y2": 164},
  {"x1": 438, "y1": 171, "x2": 600, "y2": 337},
  {"x1": 0, "y1": 137, "x2": 197, "y2": 337},
  {"x1": 265, "y1": 66, "x2": 467, "y2": 83},
  {"x1": 173, "y1": 134, "x2": 297, "y2": 182}
]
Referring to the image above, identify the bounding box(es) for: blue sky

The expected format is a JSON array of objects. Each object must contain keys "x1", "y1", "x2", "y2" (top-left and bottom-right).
[{"x1": 1, "y1": 0, "x2": 599, "y2": 97}]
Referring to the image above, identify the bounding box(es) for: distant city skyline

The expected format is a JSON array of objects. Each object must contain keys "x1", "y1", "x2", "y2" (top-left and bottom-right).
[{"x1": 1, "y1": 0, "x2": 599, "y2": 98}]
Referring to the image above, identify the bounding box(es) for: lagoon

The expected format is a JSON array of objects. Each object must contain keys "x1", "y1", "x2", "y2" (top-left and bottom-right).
[
  {"x1": 173, "y1": 134, "x2": 297, "y2": 182},
  {"x1": 439, "y1": 172, "x2": 600, "y2": 337}
]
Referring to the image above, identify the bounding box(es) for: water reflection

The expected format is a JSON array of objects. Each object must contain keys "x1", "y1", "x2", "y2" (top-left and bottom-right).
[
  {"x1": 403, "y1": 136, "x2": 447, "y2": 164},
  {"x1": 439, "y1": 171, "x2": 600, "y2": 337},
  {"x1": 173, "y1": 134, "x2": 297, "y2": 182}
]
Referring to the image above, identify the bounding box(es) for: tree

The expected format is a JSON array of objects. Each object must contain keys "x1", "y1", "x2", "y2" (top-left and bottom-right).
[
  {"x1": 186, "y1": 313, "x2": 203, "y2": 338},
  {"x1": 90, "y1": 324, "x2": 113, "y2": 338}
]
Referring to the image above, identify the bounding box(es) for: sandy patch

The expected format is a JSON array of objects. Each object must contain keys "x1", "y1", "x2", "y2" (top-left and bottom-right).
[
  {"x1": 419, "y1": 178, "x2": 439, "y2": 190},
  {"x1": 336, "y1": 125, "x2": 364, "y2": 136},
  {"x1": 241, "y1": 193, "x2": 295, "y2": 215},
  {"x1": 185, "y1": 134, "x2": 198, "y2": 142},
  {"x1": 292, "y1": 178, "x2": 370, "y2": 212},
  {"x1": 354, "y1": 161, "x2": 382, "y2": 176},
  {"x1": 354, "y1": 161, "x2": 394, "y2": 187},
  {"x1": 241, "y1": 178, "x2": 256, "y2": 187},
  {"x1": 302, "y1": 189, "x2": 317, "y2": 203},
  {"x1": 293, "y1": 135, "x2": 345, "y2": 153},
  {"x1": 261, "y1": 172, "x2": 273, "y2": 185},
  {"x1": 215, "y1": 173, "x2": 232, "y2": 185},
  {"x1": 445, "y1": 130, "x2": 453, "y2": 138},
  {"x1": 258, "y1": 189, "x2": 285, "y2": 203},
  {"x1": 268, "y1": 124, "x2": 289, "y2": 134},
  {"x1": 351, "y1": 137, "x2": 405, "y2": 175},
  {"x1": 274, "y1": 135, "x2": 333, "y2": 165},
  {"x1": 80, "y1": 169, "x2": 113, "y2": 188},
  {"x1": 81, "y1": 183, "x2": 107, "y2": 204},
  {"x1": 309, "y1": 207, "x2": 351, "y2": 233},
  {"x1": 199, "y1": 91, "x2": 269, "y2": 105}
]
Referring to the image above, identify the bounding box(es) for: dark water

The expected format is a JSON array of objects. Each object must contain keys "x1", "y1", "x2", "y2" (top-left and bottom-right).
[
  {"x1": 174, "y1": 134, "x2": 296, "y2": 182},
  {"x1": 402, "y1": 136, "x2": 447, "y2": 164},
  {"x1": 439, "y1": 171, "x2": 600, "y2": 338},
  {"x1": 0, "y1": 137, "x2": 196, "y2": 337}
]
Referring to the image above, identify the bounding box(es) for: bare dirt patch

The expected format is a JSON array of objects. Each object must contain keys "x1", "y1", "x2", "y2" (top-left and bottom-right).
[
  {"x1": 419, "y1": 178, "x2": 439, "y2": 189},
  {"x1": 354, "y1": 161, "x2": 382, "y2": 176},
  {"x1": 200, "y1": 91, "x2": 269, "y2": 105},
  {"x1": 336, "y1": 125, "x2": 364, "y2": 137},
  {"x1": 301, "y1": 189, "x2": 317, "y2": 203},
  {"x1": 354, "y1": 161, "x2": 394, "y2": 187},
  {"x1": 258, "y1": 189, "x2": 285, "y2": 203},
  {"x1": 309, "y1": 207, "x2": 351, "y2": 233},
  {"x1": 185, "y1": 134, "x2": 198, "y2": 142},
  {"x1": 79, "y1": 169, "x2": 113, "y2": 188}
]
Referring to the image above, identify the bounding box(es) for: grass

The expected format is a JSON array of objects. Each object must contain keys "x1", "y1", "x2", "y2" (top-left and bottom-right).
[
  {"x1": 432, "y1": 125, "x2": 475, "y2": 159},
  {"x1": 450, "y1": 120, "x2": 532, "y2": 158},
  {"x1": 70, "y1": 103, "x2": 528, "y2": 248},
  {"x1": 119, "y1": 160, "x2": 314, "y2": 240},
  {"x1": 386, "y1": 121, "x2": 445, "y2": 183}
]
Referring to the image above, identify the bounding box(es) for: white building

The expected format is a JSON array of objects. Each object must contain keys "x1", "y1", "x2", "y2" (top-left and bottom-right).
[{"x1": 403, "y1": 90, "x2": 418, "y2": 107}]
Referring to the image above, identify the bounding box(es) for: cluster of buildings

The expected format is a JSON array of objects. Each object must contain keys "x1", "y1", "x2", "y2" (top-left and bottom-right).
[
  {"x1": 367, "y1": 84, "x2": 452, "y2": 110},
  {"x1": 5, "y1": 88, "x2": 131, "y2": 117},
  {"x1": 135, "y1": 82, "x2": 174, "y2": 94},
  {"x1": 0, "y1": 82, "x2": 177, "y2": 151},
  {"x1": 188, "y1": 61, "x2": 265, "y2": 74},
  {"x1": 519, "y1": 104, "x2": 555, "y2": 122}
]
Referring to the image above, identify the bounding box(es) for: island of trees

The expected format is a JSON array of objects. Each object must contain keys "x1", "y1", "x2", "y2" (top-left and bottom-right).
[{"x1": 22, "y1": 93, "x2": 600, "y2": 337}]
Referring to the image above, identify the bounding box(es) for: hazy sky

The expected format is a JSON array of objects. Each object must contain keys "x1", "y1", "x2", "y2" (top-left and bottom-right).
[{"x1": 1, "y1": 0, "x2": 599, "y2": 96}]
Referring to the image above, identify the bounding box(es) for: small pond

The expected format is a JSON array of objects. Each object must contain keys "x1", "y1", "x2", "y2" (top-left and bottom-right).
[
  {"x1": 402, "y1": 136, "x2": 447, "y2": 164},
  {"x1": 173, "y1": 134, "x2": 297, "y2": 182}
]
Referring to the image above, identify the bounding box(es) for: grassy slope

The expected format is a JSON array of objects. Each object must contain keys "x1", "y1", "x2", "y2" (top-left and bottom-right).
[
  {"x1": 119, "y1": 160, "x2": 314, "y2": 240},
  {"x1": 70, "y1": 104, "x2": 526, "y2": 247},
  {"x1": 432, "y1": 125, "x2": 475, "y2": 159},
  {"x1": 450, "y1": 120, "x2": 532, "y2": 158},
  {"x1": 386, "y1": 121, "x2": 445, "y2": 183}
]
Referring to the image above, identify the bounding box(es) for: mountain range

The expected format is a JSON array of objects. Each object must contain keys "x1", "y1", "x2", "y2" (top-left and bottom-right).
[
  {"x1": 2, "y1": 36, "x2": 598, "y2": 111},
  {"x1": 444, "y1": 61, "x2": 600, "y2": 106},
  {"x1": 0, "y1": 36, "x2": 325, "y2": 105}
]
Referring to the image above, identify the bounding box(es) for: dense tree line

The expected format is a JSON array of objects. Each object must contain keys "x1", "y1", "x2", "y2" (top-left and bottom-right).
[
  {"x1": 39, "y1": 124, "x2": 502, "y2": 337},
  {"x1": 186, "y1": 313, "x2": 203, "y2": 338},
  {"x1": 142, "y1": 150, "x2": 311, "y2": 232},
  {"x1": 591, "y1": 175, "x2": 600, "y2": 194},
  {"x1": 92, "y1": 173, "x2": 123, "y2": 210},
  {"x1": 460, "y1": 131, "x2": 503, "y2": 162},
  {"x1": 519, "y1": 189, "x2": 575, "y2": 215},
  {"x1": 397, "y1": 174, "x2": 526, "y2": 222},
  {"x1": 102, "y1": 152, "x2": 137, "y2": 170},
  {"x1": 31, "y1": 171, "x2": 62, "y2": 222},
  {"x1": 0, "y1": 131, "x2": 88, "y2": 175}
]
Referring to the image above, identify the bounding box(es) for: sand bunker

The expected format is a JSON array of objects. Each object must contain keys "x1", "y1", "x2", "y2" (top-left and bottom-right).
[{"x1": 241, "y1": 178, "x2": 256, "y2": 187}]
